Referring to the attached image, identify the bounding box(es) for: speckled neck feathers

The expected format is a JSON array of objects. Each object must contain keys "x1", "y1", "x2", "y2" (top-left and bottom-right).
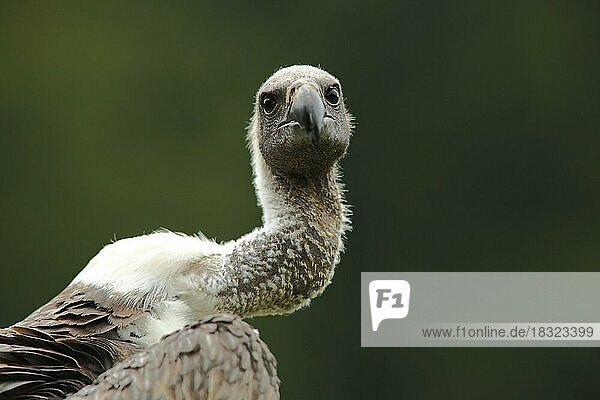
[{"x1": 216, "y1": 139, "x2": 350, "y2": 316}]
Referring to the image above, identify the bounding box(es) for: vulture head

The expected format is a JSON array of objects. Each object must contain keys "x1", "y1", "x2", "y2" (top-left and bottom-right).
[{"x1": 250, "y1": 65, "x2": 352, "y2": 177}]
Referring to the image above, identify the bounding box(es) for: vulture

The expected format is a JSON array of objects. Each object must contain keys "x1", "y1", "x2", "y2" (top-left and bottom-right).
[{"x1": 0, "y1": 65, "x2": 353, "y2": 399}]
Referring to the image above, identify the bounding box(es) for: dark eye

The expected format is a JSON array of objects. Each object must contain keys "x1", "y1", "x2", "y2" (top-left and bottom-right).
[
  {"x1": 325, "y1": 86, "x2": 340, "y2": 106},
  {"x1": 261, "y1": 93, "x2": 278, "y2": 114}
]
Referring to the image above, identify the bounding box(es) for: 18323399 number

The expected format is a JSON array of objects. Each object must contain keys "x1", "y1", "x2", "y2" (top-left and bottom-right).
[{"x1": 533, "y1": 326, "x2": 594, "y2": 338}]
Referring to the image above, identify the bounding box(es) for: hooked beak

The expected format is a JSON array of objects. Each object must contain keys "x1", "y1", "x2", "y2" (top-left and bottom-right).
[{"x1": 288, "y1": 83, "x2": 325, "y2": 144}]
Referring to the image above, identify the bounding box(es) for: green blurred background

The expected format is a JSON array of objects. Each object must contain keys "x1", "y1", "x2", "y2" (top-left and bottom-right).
[{"x1": 1, "y1": 1, "x2": 600, "y2": 398}]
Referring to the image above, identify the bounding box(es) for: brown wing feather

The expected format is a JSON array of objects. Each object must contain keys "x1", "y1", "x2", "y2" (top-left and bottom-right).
[
  {"x1": 67, "y1": 314, "x2": 280, "y2": 400},
  {"x1": 21, "y1": 284, "x2": 143, "y2": 338},
  {"x1": 0, "y1": 284, "x2": 143, "y2": 399}
]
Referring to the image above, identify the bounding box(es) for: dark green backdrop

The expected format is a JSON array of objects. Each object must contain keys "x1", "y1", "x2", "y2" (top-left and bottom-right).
[{"x1": 1, "y1": 1, "x2": 599, "y2": 398}]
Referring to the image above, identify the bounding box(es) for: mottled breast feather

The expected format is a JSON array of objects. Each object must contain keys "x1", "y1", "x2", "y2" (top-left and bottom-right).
[{"x1": 67, "y1": 314, "x2": 280, "y2": 400}]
